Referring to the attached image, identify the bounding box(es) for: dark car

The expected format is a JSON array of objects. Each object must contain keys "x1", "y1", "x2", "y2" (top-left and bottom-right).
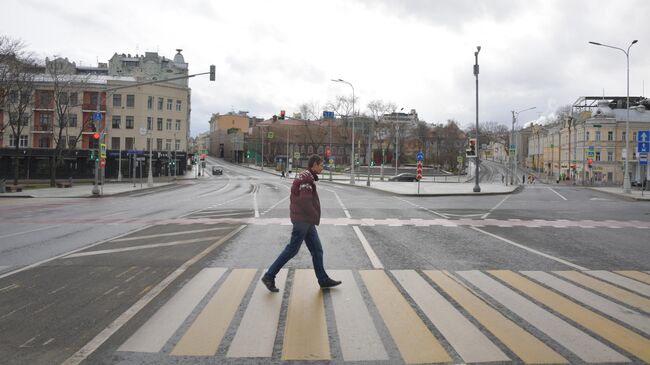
[
  {"x1": 388, "y1": 173, "x2": 418, "y2": 182},
  {"x1": 211, "y1": 166, "x2": 223, "y2": 175}
]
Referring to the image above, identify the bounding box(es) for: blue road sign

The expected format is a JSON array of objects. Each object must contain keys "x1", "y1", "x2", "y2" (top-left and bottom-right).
[
  {"x1": 638, "y1": 142, "x2": 650, "y2": 153},
  {"x1": 638, "y1": 131, "x2": 650, "y2": 143},
  {"x1": 640, "y1": 153, "x2": 648, "y2": 166},
  {"x1": 92, "y1": 112, "x2": 102, "y2": 121},
  {"x1": 416, "y1": 152, "x2": 424, "y2": 161},
  {"x1": 323, "y1": 111, "x2": 335, "y2": 119}
]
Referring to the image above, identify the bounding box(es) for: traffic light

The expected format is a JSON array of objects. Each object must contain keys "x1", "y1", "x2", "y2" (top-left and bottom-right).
[
  {"x1": 89, "y1": 150, "x2": 96, "y2": 161},
  {"x1": 466, "y1": 138, "x2": 477, "y2": 157},
  {"x1": 209, "y1": 65, "x2": 216, "y2": 81},
  {"x1": 325, "y1": 147, "x2": 330, "y2": 157},
  {"x1": 588, "y1": 158, "x2": 593, "y2": 168},
  {"x1": 279, "y1": 110, "x2": 285, "y2": 120},
  {"x1": 93, "y1": 132, "x2": 100, "y2": 140}
]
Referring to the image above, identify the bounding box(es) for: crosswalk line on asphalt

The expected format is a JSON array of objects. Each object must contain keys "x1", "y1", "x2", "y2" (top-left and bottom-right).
[
  {"x1": 457, "y1": 270, "x2": 629, "y2": 363},
  {"x1": 586, "y1": 270, "x2": 650, "y2": 297},
  {"x1": 360, "y1": 270, "x2": 452, "y2": 364},
  {"x1": 614, "y1": 270, "x2": 650, "y2": 285},
  {"x1": 554, "y1": 270, "x2": 650, "y2": 313},
  {"x1": 491, "y1": 270, "x2": 650, "y2": 363},
  {"x1": 171, "y1": 268, "x2": 257, "y2": 356},
  {"x1": 328, "y1": 270, "x2": 389, "y2": 362},
  {"x1": 226, "y1": 269, "x2": 288, "y2": 358},
  {"x1": 425, "y1": 270, "x2": 567, "y2": 364},
  {"x1": 118, "y1": 267, "x2": 227, "y2": 353},
  {"x1": 392, "y1": 270, "x2": 509, "y2": 363},
  {"x1": 521, "y1": 271, "x2": 650, "y2": 335},
  {"x1": 282, "y1": 269, "x2": 330, "y2": 360}
]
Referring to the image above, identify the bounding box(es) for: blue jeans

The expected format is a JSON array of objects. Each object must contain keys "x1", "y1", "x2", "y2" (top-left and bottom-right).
[{"x1": 265, "y1": 221, "x2": 328, "y2": 283}]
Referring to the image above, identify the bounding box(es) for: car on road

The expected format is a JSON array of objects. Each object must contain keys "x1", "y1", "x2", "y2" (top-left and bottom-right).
[
  {"x1": 388, "y1": 173, "x2": 418, "y2": 182},
  {"x1": 212, "y1": 166, "x2": 223, "y2": 175}
]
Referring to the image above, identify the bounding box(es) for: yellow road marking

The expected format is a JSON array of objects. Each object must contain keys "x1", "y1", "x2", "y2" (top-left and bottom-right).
[
  {"x1": 615, "y1": 270, "x2": 650, "y2": 285},
  {"x1": 425, "y1": 270, "x2": 567, "y2": 364},
  {"x1": 282, "y1": 269, "x2": 330, "y2": 360},
  {"x1": 171, "y1": 269, "x2": 256, "y2": 356},
  {"x1": 492, "y1": 270, "x2": 649, "y2": 363},
  {"x1": 555, "y1": 271, "x2": 650, "y2": 313},
  {"x1": 361, "y1": 270, "x2": 451, "y2": 364}
]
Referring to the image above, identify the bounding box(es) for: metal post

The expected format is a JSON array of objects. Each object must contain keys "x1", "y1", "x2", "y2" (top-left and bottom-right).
[
  {"x1": 261, "y1": 126, "x2": 264, "y2": 171},
  {"x1": 329, "y1": 119, "x2": 332, "y2": 181},
  {"x1": 366, "y1": 118, "x2": 372, "y2": 186},
  {"x1": 395, "y1": 124, "x2": 399, "y2": 177},
  {"x1": 91, "y1": 92, "x2": 101, "y2": 196},
  {"x1": 147, "y1": 131, "x2": 153, "y2": 187},
  {"x1": 473, "y1": 46, "x2": 481, "y2": 192}
]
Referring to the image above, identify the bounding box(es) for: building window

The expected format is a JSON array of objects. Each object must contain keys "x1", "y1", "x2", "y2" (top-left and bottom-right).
[
  {"x1": 158, "y1": 97, "x2": 164, "y2": 110},
  {"x1": 175, "y1": 120, "x2": 181, "y2": 131},
  {"x1": 166, "y1": 119, "x2": 172, "y2": 130},
  {"x1": 125, "y1": 116, "x2": 134, "y2": 129},
  {"x1": 167, "y1": 99, "x2": 173, "y2": 110},
  {"x1": 586, "y1": 131, "x2": 590, "y2": 141},
  {"x1": 67, "y1": 114, "x2": 77, "y2": 128},
  {"x1": 147, "y1": 138, "x2": 151, "y2": 151},
  {"x1": 112, "y1": 116, "x2": 121, "y2": 129},
  {"x1": 19, "y1": 135, "x2": 28, "y2": 147},
  {"x1": 147, "y1": 117, "x2": 153, "y2": 130},
  {"x1": 595, "y1": 152, "x2": 601, "y2": 161},
  {"x1": 622, "y1": 132, "x2": 626, "y2": 141},
  {"x1": 595, "y1": 131, "x2": 601, "y2": 142},
  {"x1": 40, "y1": 113, "x2": 51, "y2": 129},
  {"x1": 113, "y1": 94, "x2": 122, "y2": 107},
  {"x1": 39, "y1": 135, "x2": 50, "y2": 148},
  {"x1": 112, "y1": 137, "x2": 120, "y2": 150},
  {"x1": 607, "y1": 131, "x2": 613, "y2": 141},
  {"x1": 607, "y1": 151, "x2": 613, "y2": 161},
  {"x1": 38, "y1": 91, "x2": 52, "y2": 109},
  {"x1": 68, "y1": 136, "x2": 77, "y2": 149},
  {"x1": 165, "y1": 139, "x2": 171, "y2": 150},
  {"x1": 175, "y1": 139, "x2": 180, "y2": 151},
  {"x1": 59, "y1": 92, "x2": 69, "y2": 105},
  {"x1": 156, "y1": 138, "x2": 163, "y2": 151},
  {"x1": 632, "y1": 132, "x2": 637, "y2": 142},
  {"x1": 90, "y1": 92, "x2": 99, "y2": 106},
  {"x1": 126, "y1": 94, "x2": 135, "y2": 108},
  {"x1": 9, "y1": 90, "x2": 18, "y2": 103},
  {"x1": 125, "y1": 137, "x2": 134, "y2": 150},
  {"x1": 157, "y1": 118, "x2": 163, "y2": 131},
  {"x1": 176, "y1": 100, "x2": 182, "y2": 111},
  {"x1": 70, "y1": 92, "x2": 78, "y2": 106},
  {"x1": 147, "y1": 96, "x2": 153, "y2": 110}
]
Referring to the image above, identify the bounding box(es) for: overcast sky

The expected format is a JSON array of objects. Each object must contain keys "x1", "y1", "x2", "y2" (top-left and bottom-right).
[{"x1": 3, "y1": 0, "x2": 650, "y2": 136}]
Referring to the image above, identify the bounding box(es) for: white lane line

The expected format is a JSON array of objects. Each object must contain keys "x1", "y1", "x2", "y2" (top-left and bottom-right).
[
  {"x1": 458, "y1": 270, "x2": 629, "y2": 363},
  {"x1": 112, "y1": 226, "x2": 232, "y2": 242},
  {"x1": 470, "y1": 226, "x2": 588, "y2": 271},
  {"x1": 62, "y1": 226, "x2": 245, "y2": 365},
  {"x1": 521, "y1": 271, "x2": 650, "y2": 335},
  {"x1": 393, "y1": 197, "x2": 448, "y2": 218},
  {"x1": 0, "y1": 225, "x2": 58, "y2": 240},
  {"x1": 326, "y1": 188, "x2": 351, "y2": 218},
  {"x1": 118, "y1": 268, "x2": 227, "y2": 353},
  {"x1": 262, "y1": 195, "x2": 289, "y2": 215},
  {"x1": 227, "y1": 269, "x2": 288, "y2": 358},
  {"x1": 352, "y1": 226, "x2": 383, "y2": 269},
  {"x1": 482, "y1": 195, "x2": 511, "y2": 219},
  {"x1": 328, "y1": 270, "x2": 388, "y2": 361},
  {"x1": 0, "y1": 283, "x2": 19, "y2": 293},
  {"x1": 65, "y1": 237, "x2": 215, "y2": 258},
  {"x1": 547, "y1": 187, "x2": 568, "y2": 200},
  {"x1": 586, "y1": 271, "x2": 650, "y2": 297},
  {"x1": 392, "y1": 270, "x2": 509, "y2": 363},
  {"x1": 103, "y1": 210, "x2": 128, "y2": 218}
]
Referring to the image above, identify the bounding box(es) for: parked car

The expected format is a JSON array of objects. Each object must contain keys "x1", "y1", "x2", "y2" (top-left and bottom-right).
[
  {"x1": 212, "y1": 166, "x2": 223, "y2": 175},
  {"x1": 388, "y1": 173, "x2": 418, "y2": 182}
]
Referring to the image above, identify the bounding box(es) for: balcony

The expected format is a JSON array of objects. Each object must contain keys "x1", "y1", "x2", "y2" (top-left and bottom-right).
[{"x1": 82, "y1": 104, "x2": 106, "y2": 112}]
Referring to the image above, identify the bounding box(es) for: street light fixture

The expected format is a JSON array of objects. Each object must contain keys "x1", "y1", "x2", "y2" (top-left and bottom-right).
[
  {"x1": 589, "y1": 39, "x2": 638, "y2": 194},
  {"x1": 510, "y1": 106, "x2": 536, "y2": 185},
  {"x1": 332, "y1": 78, "x2": 355, "y2": 184},
  {"x1": 473, "y1": 46, "x2": 481, "y2": 192}
]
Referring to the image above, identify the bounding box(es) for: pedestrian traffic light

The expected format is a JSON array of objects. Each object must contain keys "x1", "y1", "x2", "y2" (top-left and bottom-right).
[
  {"x1": 279, "y1": 110, "x2": 285, "y2": 120},
  {"x1": 93, "y1": 132, "x2": 100, "y2": 140},
  {"x1": 209, "y1": 65, "x2": 216, "y2": 81},
  {"x1": 325, "y1": 147, "x2": 330, "y2": 157},
  {"x1": 466, "y1": 138, "x2": 477, "y2": 157},
  {"x1": 89, "y1": 150, "x2": 96, "y2": 161}
]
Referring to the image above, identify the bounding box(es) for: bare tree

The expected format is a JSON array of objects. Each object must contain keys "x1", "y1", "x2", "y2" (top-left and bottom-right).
[{"x1": 297, "y1": 100, "x2": 321, "y2": 120}]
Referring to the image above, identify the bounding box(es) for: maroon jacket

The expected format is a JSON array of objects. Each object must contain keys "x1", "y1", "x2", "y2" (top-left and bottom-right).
[{"x1": 289, "y1": 169, "x2": 321, "y2": 225}]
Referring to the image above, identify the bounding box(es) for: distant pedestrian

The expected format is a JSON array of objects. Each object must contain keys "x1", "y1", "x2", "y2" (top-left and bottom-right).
[
  {"x1": 281, "y1": 170, "x2": 285, "y2": 179},
  {"x1": 261, "y1": 155, "x2": 341, "y2": 292},
  {"x1": 501, "y1": 174, "x2": 505, "y2": 183},
  {"x1": 522, "y1": 174, "x2": 526, "y2": 184}
]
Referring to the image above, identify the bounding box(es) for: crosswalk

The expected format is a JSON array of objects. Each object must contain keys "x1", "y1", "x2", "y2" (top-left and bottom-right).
[{"x1": 118, "y1": 268, "x2": 650, "y2": 364}]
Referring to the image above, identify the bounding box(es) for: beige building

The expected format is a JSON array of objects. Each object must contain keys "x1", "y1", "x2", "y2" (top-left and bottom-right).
[{"x1": 209, "y1": 113, "x2": 251, "y2": 161}]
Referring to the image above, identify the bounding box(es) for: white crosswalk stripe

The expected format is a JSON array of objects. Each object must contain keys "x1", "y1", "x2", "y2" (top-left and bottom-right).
[{"x1": 586, "y1": 270, "x2": 650, "y2": 297}]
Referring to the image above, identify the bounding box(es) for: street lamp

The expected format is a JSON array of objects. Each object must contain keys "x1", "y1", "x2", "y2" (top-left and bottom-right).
[
  {"x1": 589, "y1": 39, "x2": 638, "y2": 194},
  {"x1": 332, "y1": 78, "x2": 355, "y2": 184},
  {"x1": 473, "y1": 46, "x2": 481, "y2": 192},
  {"x1": 394, "y1": 108, "x2": 403, "y2": 177},
  {"x1": 510, "y1": 106, "x2": 536, "y2": 185}
]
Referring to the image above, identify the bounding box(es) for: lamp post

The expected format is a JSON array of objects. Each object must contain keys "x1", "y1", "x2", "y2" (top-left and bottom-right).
[
  {"x1": 147, "y1": 129, "x2": 153, "y2": 187},
  {"x1": 473, "y1": 46, "x2": 481, "y2": 192},
  {"x1": 589, "y1": 39, "x2": 638, "y2": 193},
  {"x1": 394, "y1": 108, "x2": 404, "y2": 177},
  {"x1": 332, "y1": 79, "x2": 355, "y2": 184},
  {"x1": 510, "y1": 106, "x2": 536, "y2": 185}
]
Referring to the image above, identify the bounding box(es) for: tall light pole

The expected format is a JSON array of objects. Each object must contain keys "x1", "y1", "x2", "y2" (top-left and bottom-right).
[
  {"x1": 394, "y1": 108, "x2": 403, "y2": 177},
  {"x1": 589, "y1": 39, "x2": 638, "y2": 193},
  {"x1": 510, "y1": 106, "x2": 536, "y2": 185},
  {"x1": 473, "y1": 46, "x2": 481, "y2": 192},
  {"x1": 332, "y1": 79, "x2": 355, "y2": 184}
]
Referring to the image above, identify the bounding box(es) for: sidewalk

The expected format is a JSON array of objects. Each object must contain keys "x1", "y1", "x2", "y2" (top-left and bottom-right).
[{"x1": 587, "y1": 186, "x2": 650, "y2": 201}]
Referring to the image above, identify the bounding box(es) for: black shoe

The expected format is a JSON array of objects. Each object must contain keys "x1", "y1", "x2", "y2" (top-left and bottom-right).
[
  {"x1": 261, "y1": 276, "x2": 279, "y2": 292},
  {"x1": 319, "y1": 278, "x2": 342, "y2": 289}
]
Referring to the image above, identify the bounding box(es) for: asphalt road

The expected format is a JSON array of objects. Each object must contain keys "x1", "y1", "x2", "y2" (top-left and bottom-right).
[{"x1": 1, "y1": 157, "x2": 649, "y2": 365}]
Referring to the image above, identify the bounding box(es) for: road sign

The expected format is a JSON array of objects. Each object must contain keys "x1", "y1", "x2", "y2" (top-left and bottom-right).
[
  {"x1": 416, "y1": 152, "x2": 424, "y2": 161},
  {"x1": 99, "y1": 158, "x2": 106, "y2": 168},
  {"x1": 267, "y1": 132, "x2": 274, "y2": 139},
  {"x1": 139, "y1": 127, "x2": 148, "y2": 136},
  {"x1": 100, "y1": 143, "x2": 106, "y2": 158},
  {"x1": 416, "y1": 161, "x2": 423, "y2": 181},
  {"x1": 640, "y1": 153, "x2": 648, "y2": 166},
  {"x1": 293, "y1": 152, "x2": 300, "y2": 159},
  {"x1": 92, "y1": 112, "x2": 102, "y2": 121},
  {"x1": 329, "y1": 158, "x2": 334, "y2": 165},
  {"x1": 457, "y1": 156, "x2": 463, "y2": 163},
  {"x1": 638, "y1": 131, "x2": 649, "y2": 143},
  {"x1": 638, "y1": 142, "x2": 650, "y2": 153},
  {"x1": 323, "y1": 111, "x2": 335, "y2": 119}
]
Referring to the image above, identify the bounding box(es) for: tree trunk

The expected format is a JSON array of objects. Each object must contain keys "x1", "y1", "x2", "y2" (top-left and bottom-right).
[
  {"x1": 50, "y1": 155, "x2": 56, "y2": 187},
  {"x1": 12, "y1": 146, "x2": 19, "y2": 186}
]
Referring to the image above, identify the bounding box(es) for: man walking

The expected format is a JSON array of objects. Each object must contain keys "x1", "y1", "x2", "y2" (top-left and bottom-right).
[{"x1": 261, "y1": 154, "x2": 341, "y2": 292}]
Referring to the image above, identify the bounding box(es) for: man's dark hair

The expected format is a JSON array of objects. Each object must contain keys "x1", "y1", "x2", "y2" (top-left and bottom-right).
[{"x1": 307, "y1": 154, "x2": 323, "y2": 168}]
